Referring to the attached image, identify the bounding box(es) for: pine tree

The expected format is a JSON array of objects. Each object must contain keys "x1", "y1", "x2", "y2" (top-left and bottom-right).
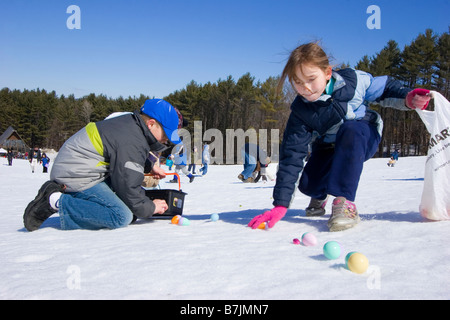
[
  {"x1": 415, "y1": 29, "x2": 438, "y2": 88},
  {"x1": 355, "y1": 55, "x2": 372, "y2": 73},
  {"x1": 400, "y1": 29, "x2": 438, "y2": 88},
  {"x1": 435, "y1": 28, "x2": 450, "y2": 98},
  {"x1": 234, "y1": 73, "x2": 258, "y2": 130},
  {"x1": 369, "y1": 40, "x2": 401, "y2": 77}
]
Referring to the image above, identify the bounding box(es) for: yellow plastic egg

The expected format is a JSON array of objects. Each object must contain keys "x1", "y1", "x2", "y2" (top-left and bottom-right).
[{"x1": 347, "y1": 252, "x2": 369, "y2": 274}]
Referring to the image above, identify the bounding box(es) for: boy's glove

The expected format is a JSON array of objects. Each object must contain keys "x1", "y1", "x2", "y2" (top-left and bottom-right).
[
  {"x1": 406, "y1": 88, "x2": 431, "y2": 110},
  {"x1": 248, "y1": 206, "x2": 287, "y2": 229}
]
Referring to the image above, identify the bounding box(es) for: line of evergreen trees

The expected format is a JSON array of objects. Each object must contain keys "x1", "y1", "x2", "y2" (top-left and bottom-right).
[
  {"x1": 355, "y1": 28, "x2": 449, "y2": 156},
  {"x1": 1, "y1": 28, "x2": 448, "y2": 158}
]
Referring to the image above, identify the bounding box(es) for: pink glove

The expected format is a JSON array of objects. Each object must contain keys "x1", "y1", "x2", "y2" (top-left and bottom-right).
[
  {"x1": 406, "y1": 88, "x2": 431, "y2": 110},
  {"x1": 248, "y1": 206, "x2": 287, "y2": 229}
]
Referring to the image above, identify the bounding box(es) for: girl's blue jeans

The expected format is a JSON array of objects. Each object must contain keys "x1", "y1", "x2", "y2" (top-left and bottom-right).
[{"x1": 59, "y1": 182, "x2": 133, "y2": 230}]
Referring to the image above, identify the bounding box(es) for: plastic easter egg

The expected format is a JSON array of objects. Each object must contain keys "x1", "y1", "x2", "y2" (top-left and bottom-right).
[
  {"x1": 301, "y1": 232, "x2": 317, "y2": 246},
  {"x1": 257, "y1": 222, "x2": 268, "y2": 230},
  {"x1": 171, "y1": 215, "x2": 181, "y2": 225},
  {"x1": 347, "y1": 253, "x2": 369, "y2": 274},
  {"x1": 178, "y1": 217, "x2": 190, "y2": 226},
  {"x1": 293, "y1": 238, "x2": 301, "y2": 245},
  {"x1": 345, "y1": 251, "x2": 358, "y2": 267},
  {"x1": 323, "y1": 241, "x2": 341, "y2": 260},
  {"x1": 210, "y1": 213, "x2": 219, "y2": 222}
]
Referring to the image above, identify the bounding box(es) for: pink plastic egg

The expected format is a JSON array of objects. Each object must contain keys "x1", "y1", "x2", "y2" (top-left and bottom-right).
[{"x1": 301, "y1": 232, "x2": 317, "y2": 246}]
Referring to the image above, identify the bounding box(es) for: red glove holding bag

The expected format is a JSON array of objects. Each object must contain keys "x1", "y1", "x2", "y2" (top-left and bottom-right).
[{"x1": 406, "y1": 88, "x2": 432, "y2": 110}]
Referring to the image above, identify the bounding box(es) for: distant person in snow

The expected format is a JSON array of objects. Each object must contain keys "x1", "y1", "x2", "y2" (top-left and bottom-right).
[
  {"x1": 7, "y1": 149, "x2": 14, "y2": 166},
  {"x1": 41, "y1": 153, "x2": 50, "y2": 173},
  {"x1": 28, "y1": 147, "x2": 41, "y2": 173},
  {"x1": 238, "y1": 143, "x2": 268, "y2": 183},
  {"x1": 199, "y1": 143, "x2": 210, "y2": 176}
]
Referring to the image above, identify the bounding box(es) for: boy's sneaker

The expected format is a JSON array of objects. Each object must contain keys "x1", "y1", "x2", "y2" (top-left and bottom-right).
[
  {"x1": 23, "y1": 181, "x2": 65, "y2": 232},
  {"x1": 327, "y1": 197, "x2": 360, "y2": 232},
  {"x1": 305, "y1": 196, "x2": 328, "y2": 216}
]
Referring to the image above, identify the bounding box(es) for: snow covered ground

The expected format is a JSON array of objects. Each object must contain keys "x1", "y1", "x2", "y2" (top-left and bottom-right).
[{"x1": 0, "y1": 154, "x2": 449, "y2": 300}]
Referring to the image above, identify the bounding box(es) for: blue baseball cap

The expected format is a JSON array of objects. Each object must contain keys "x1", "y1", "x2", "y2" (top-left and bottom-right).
[{"x1": 140, "y1": 99, "x2": 181, "y2": 144}]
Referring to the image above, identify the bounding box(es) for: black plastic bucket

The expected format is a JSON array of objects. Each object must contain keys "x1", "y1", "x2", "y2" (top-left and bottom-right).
[{"x1": 145, "y1": 189, "x2": 187, "y2": 219}]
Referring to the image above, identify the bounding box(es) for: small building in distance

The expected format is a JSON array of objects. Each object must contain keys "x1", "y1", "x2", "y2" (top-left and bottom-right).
[{"x1": 0, "y1": 126, "x2": 29, "y2": 153}]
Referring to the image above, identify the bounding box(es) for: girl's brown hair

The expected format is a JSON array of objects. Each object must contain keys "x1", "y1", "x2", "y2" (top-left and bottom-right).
[{"x1": 278, "y1": 42, "x2": 331, "y2": 94}]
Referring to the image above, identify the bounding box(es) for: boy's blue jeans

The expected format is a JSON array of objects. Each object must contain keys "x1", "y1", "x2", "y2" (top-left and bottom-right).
[
  {"x1": 59, "y1": 182, "x2": 133, "y2": 230},
  {"x1": 241, "y1": 153, "x2": 256, "y2": 179},
  {"x1": 299, "y1": 120, "x2": 381, "y2": 202},
  {"x1": 200, "y1": 162, "x2": 208, "y2": 175}
]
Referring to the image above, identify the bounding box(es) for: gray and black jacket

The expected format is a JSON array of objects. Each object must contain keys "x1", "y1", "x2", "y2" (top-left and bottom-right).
[{"x1": 51, "y1": 111, "x2": 166, "y2": 218}]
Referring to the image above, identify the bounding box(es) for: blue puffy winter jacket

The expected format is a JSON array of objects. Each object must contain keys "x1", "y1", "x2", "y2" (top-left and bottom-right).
[{"x1": 272, "y1": 68, "x2": 411, "y2": 208}]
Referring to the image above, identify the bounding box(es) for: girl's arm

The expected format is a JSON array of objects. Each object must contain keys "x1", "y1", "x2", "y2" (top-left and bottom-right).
[
  {"x1": 365, "y1": 74, "x2": 430, "y2": 110},
  {"x1": 272, "y1": 112, "x2": 312, "y2": 208},
  {"x1": 248, "y1": 112, "x2": 311, "y2": 229}
]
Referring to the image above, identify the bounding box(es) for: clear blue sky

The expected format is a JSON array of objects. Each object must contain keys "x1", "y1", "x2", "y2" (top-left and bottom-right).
[{"x1": 1, "y1": 0, "x2": 448, "y2": 99}]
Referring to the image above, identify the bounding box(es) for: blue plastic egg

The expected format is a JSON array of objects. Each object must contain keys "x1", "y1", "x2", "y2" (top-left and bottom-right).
[
  {"x1": 323, "y1": 241, "x2": 341, "y2": 260},
  {"x1": 178, "y1": 217, "x2": 190, "y2": 226},
  {"x1": 345, "y1": 251, "x2": 357, "y2": 267}
]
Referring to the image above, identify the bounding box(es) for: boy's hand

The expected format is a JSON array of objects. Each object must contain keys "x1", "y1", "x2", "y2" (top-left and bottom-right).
[
  {"x1": 406, "y1": 88, "x2": 431, "y2": 110},
  {"x1": 153, "y1": 199, "x2": 168, "y2": 214},
  {"x1": 150, "y1": 163, "x2": 166, "y2": 179}
]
